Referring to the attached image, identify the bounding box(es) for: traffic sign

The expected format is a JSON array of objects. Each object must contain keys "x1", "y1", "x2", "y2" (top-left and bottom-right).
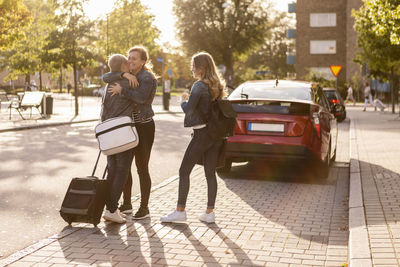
[{"x1": 329, "y1": 65, "x2": 343, "y2": 78}]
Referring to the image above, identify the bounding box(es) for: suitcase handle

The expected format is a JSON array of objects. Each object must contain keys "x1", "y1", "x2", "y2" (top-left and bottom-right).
[{"x1": 92, "y1": 150, "x2": 107, "y2": 179}]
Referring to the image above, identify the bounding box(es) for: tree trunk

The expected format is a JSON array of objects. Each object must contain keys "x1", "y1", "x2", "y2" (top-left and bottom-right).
[
  {"x1": 225, "y1": 66, "x2": 234, "y2": 89},
  {"x1": 73, "y1": 63, "x2": 79, "y2": 116},
  {"x1": 39, "y1": 71, "x2": 42, "y2": 91},
  {"x1": 59, "y1": 67, "x2": 63, "y2": 93},
  {"x1": 390, "y1": 67, "x2": 395, "y2": 114}
]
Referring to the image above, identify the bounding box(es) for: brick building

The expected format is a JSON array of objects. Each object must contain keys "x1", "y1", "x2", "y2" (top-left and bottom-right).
[{"x1": 288, "y1": 0, "x2": 363, "y2": 82}]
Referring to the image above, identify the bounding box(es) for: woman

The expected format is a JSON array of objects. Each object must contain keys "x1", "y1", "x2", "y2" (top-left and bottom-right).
[
  {"x1": 161, "y1": 52, "x2": 226, "y2": 224},
  {"x1": 103, "y1": 46, "x2": 157, "y2": 220}
]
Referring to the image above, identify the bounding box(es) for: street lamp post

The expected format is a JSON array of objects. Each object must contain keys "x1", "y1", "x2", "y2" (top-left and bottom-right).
[{"x1": 157, "y1": 57, "x2": 170, "y2": 110}]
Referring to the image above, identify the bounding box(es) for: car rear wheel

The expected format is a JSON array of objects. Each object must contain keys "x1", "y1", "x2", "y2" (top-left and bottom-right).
[
  {"x1": 331, "y1": 147, "x2": 336, "y2": 163},
  {"x1": 316, "y1": 143, "x2": 330, "y2": 179},
  {"x1": 217, "y1": 158, "x2": 232, "y2": 174}
]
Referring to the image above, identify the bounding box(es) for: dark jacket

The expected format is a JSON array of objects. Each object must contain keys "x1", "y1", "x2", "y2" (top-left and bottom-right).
[
  {"x1": 182, "y1": 80, "x2": 211, "y2": 127},
  {"x1": 102, "y1": 69, "x2": 157, "y2": 123},
  {"x1": 101, "y1": 76, "x2": 135, "y2": 121}
]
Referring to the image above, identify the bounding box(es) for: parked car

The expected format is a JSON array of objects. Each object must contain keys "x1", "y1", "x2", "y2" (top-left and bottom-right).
[
  {"x1": 221, "y1": 80, "x2": 340, "y2": 178},
  {"x1": 92, "y1": 86, "x2": 106, "y2": 97},
  {"x1": 322, "y1": 87, "x2": 346, "y2": 122}
]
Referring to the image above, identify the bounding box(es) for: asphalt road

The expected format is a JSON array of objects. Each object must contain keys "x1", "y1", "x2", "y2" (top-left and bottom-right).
[
  {"x1": 0, "y1": 113, "x2": 350, "y2": 260},
  {"x1": 0, "y1": 112, "x2": 191, "y2": 259}
]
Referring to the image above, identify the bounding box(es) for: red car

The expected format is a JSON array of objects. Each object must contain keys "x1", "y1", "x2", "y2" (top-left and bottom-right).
[{"x1": 221, "y1": 80, "x2": 340, "y2": 178}]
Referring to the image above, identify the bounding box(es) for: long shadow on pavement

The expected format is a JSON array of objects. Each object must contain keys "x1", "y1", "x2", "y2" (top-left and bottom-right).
[{"x1": 216, "y1": 159, "x2": 349, "y2": 247}]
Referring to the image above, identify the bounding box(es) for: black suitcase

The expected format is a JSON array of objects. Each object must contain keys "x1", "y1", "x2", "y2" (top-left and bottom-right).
[{"x1": 60, "y1": 151, "x2": 108, "y2": 226}]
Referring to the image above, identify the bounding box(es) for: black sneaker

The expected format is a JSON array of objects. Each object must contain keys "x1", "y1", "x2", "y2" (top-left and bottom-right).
[
  {"x1": 119, "y1": 204, "x2": 133, "y2": 214},
  {"x1": 132, "y1": 207, "x2": 150, "y2": 219}
]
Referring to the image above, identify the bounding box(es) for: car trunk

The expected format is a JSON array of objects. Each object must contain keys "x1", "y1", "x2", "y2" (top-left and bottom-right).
[{"x1": 230, "y1": 99, "x2": 313, "y2": 137}]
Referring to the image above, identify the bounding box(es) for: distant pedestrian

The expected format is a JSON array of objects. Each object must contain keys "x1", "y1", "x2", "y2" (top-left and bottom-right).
[
  {"x1": 345, "y1": 85, "x2": 356, "y2": 105},
  {"x1": 30, "y1": 80, "x2": 37, "y2": 91},
  {"x1": 24, "y1": 82, "x2": 31, "y2": 92},
  {"x1": 67, "y1": 83, "x2": 72, "y2": 94},
  {"x1": 363, "y1": 82, "x2": 375, "y2": 112},
  {"x1": 161, "y1": 52, "x2": 226, "y2": 224}
]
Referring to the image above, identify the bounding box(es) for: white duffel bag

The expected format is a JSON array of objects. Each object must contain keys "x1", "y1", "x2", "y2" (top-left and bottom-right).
[{"x1": 95, "y1": 116, "x2": 139, "y2": 155}]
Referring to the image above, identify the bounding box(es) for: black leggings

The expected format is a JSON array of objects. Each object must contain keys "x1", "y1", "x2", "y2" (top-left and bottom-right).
[
  {"x1": 123, "y1": 120, "x2": 155, "y2": 208},
  {"x1": 178, "y1": 127, "x2": 222, "y2": 209}
]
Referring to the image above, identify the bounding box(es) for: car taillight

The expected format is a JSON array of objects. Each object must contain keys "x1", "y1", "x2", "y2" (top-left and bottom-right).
[
  {"x1": 330, "y1": 99, "x2": 339, "y2": 104},
  {"x1": 311, "y1": 111, "x2": 321, "y2": 138},
  {"x1": 234, "y1": 119, "x2": 246, "y2": 134}
]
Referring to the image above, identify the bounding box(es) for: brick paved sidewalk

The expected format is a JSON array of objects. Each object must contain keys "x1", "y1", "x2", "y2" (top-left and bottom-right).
[
  {"x1": 1, "y1": 158, "x2": 350, "y2": 267},
  {"x1": 348, "y1": 107, "x2": 400, "y2": 267}
]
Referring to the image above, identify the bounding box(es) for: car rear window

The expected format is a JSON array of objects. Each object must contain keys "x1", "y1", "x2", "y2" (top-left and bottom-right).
[
  {"x1": 323, "y1": 90, "x2": 338, "y2": 100},
  {"x1": 229, "y1": 83, "x2": 313, "y2": 101}
]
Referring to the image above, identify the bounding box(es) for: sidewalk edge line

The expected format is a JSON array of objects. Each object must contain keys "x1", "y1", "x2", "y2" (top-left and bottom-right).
[
  {"x1": 0, "y1": 166, "x2": 198, "y2": 267},
  {"x1": 0, "y1": 110, "x2": 184, "y2": 133},
  {"x1": 348, "y1": 117, "x2": 372, "y2": 267}
]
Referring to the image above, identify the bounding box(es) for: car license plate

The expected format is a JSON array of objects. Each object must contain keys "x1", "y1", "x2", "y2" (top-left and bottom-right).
[{"x1": 248, "y1": 122, "x2": 284, "y2": 132}]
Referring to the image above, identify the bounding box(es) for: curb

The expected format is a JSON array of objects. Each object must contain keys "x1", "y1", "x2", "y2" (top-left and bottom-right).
[
  {"x1": 348, "y1": 117, "x2": 372, "y2": 267},
  {"x1": 0, "y1": 166, "x2": 200, "y2": 267},
  {"x1": 0, "y1": 110, "x2": 184, "y2": 133}
]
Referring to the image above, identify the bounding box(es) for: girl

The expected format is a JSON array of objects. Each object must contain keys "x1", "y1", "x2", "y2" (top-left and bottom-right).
[{"x1": 161, "y1": 52, "x2": 226, "y2": 223}]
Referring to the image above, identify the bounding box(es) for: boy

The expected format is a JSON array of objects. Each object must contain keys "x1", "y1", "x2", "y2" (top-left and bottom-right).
[{"x1": 101, "y1": 54, "x2": 136, "y2": 223}]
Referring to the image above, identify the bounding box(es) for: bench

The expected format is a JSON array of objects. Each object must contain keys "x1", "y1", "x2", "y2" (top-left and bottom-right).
[
  {"x1": 9, "y1": 91, "x2": 45, "y2": 120},
  {"x1": 0, "y1": 92, "x2": 11, "y2": 112}
]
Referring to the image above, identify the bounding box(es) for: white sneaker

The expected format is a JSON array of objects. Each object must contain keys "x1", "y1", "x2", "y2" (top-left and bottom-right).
[
  {"x1": 199, "y1": 212, "x2": 215, "y2": 223},
  {"x1": 160, "y1": 210, "x2": 187, "y2": 223},
  {"x1": 103, "y1": 210, "x2": 126, "y2": 223}
]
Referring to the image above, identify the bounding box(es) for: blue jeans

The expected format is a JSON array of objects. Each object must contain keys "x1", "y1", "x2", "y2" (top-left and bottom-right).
[
  {"x1": 105, "y1": 148, "x2": 134, "y2": 213},
  {"x1": 178, "y1": 127, "x2": 223, "y2": 209}
]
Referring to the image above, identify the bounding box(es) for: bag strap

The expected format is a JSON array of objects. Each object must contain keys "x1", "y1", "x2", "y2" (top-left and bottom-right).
[{"x1": 95, "y1": 122, "x2": 136, "y2": 138}]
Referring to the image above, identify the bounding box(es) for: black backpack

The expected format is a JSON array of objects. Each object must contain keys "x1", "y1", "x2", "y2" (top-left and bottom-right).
[{"x1": 206, "y1": 99, "x2": 237, "y2": 140}]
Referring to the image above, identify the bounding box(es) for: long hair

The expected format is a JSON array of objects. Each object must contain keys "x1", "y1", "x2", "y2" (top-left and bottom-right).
[
  {"x1": 192, "y1": 52, "x2": 226, "y2": 101},
  {"x1": 128, "y1": 46, "x2": 156, "y2": 78}
]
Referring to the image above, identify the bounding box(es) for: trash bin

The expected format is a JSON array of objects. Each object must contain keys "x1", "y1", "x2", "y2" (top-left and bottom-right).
[{"x1": 41, "y1": 94, "x2": 53, "y2": 115}]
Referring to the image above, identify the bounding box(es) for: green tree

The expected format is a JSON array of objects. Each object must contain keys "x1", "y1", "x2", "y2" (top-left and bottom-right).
[
  {"x1": 365, "y1": 0, "x2": 400, "y2": 45},
  {"x1": 0, "y1": 0, "x2": 32, "y2": 50},
  {"x1": 96, "y1": 0, "x2": 160, "y2": 58},
  {"x1": 234, "y1": 13, "x2": 295, "y2": 85},
  {"x1": 1, "y1": 0, "x2": 56, "y2": 90},
  {"x1": 45, "y1": 0, "x2": 95, "y2": 115},
  {"x1": 353, "y1": 0, "x2": 400, "y2": 113},
  {"x1": 173, "y1": 0, "x2": 272, "y2": 87}
]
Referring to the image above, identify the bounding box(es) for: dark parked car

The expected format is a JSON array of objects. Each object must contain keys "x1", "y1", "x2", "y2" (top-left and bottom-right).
[
  {"x1": 322, "y1": 88, "x2": 346, "y2": 122},
  {"x1": 221, "y1": 80, "x2": 340, "y2": 178},
  {"x1": 92, "y1": 86, "x2": 106, "y2": 97}
]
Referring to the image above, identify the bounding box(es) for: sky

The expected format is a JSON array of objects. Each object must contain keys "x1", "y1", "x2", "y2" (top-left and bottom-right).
[{"x1": 84, "y1": 0, "x2": 293, "y2": 47}]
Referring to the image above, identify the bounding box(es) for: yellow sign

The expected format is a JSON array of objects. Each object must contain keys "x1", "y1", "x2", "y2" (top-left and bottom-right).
[{"x1": 329, "y1": 65, "x2": 343, "y2": 78}]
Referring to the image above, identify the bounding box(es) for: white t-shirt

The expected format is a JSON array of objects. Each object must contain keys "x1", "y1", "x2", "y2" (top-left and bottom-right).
[
  {"x1": 348, "y1": 87, "x2": 353, "y2": 96},
  {"x1": 364, "y1": 86, "x2": 371, "y2": 97}
]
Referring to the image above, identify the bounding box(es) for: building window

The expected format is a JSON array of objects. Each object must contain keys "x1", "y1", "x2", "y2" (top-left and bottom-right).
[
  {"x1": 310, "y1": 40, "x2": 336, "y2": 54},
  {"x1": 310, "y1": 13, "x2": 336, "y2": 27}
]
